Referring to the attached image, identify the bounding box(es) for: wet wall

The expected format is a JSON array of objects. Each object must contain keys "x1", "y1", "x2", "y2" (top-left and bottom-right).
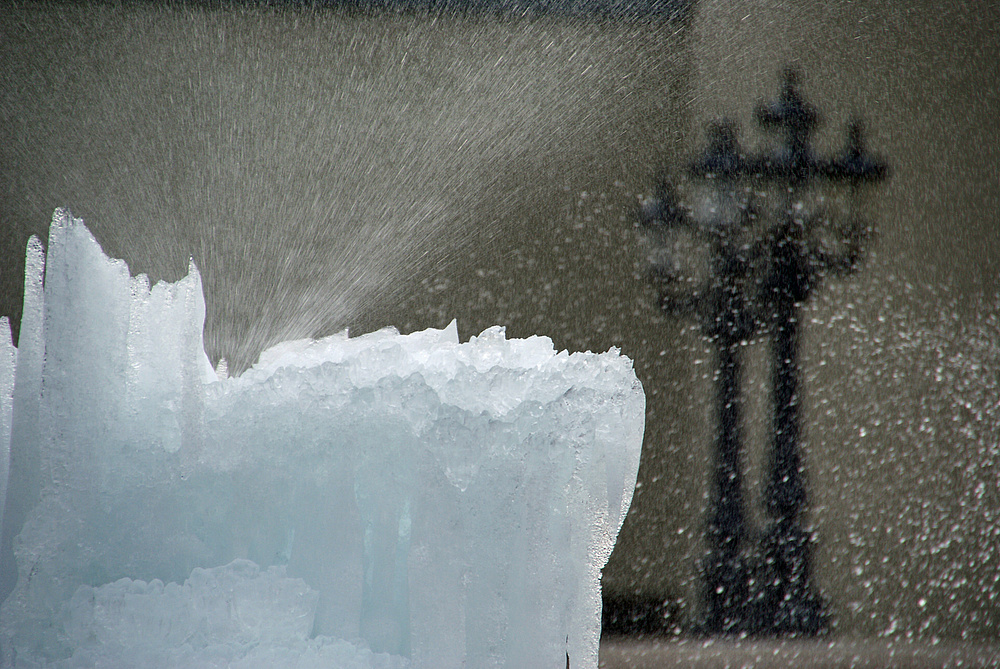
[{"x1": 1, "y1": 0, "x2": 998, "y2": 644}]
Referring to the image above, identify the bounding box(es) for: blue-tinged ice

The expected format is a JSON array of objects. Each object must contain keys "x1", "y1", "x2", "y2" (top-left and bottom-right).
[
  {"x1": 0, "y1": 318, "x2": 13, "y2": 527},
  {"x1": 0, "y1": 209, "x2": 645, "y2": 668}
]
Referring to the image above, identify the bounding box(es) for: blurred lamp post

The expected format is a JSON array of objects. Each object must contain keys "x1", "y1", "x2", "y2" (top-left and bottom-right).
[{"x1": 639, "y1": 68, "x2": 888, "y2": 636}]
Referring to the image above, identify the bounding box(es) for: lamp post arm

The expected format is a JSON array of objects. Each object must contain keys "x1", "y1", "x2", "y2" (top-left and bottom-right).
[
  {"x1": 755, "y1": 68, "x2": 821, "y2": 183},
  {"x1": 821, "y1": 120, "x2": 890, "y2": 184}
]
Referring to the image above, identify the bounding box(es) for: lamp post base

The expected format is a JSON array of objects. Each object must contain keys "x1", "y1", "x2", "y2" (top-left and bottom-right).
[
  {"x1": 696, "y1": 552, "x2": 757, "y2": 636},
  {"x1": 753, "y1": 520, "x2": 829, "y2": 637}
]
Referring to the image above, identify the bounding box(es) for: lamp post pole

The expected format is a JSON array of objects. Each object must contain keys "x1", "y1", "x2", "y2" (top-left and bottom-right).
[
  {"x1": 642, "y1": 123, "x2": 761, "y2": 635},
  {"x1": 752, "y1": 69, "x2": 829, "y2": 635},
  {"x1": 641, "y1": 68, "x2": 888, "y2": 637},
  {"x1": 753, "y1": 71, "x2": 887, "y2": 635}
]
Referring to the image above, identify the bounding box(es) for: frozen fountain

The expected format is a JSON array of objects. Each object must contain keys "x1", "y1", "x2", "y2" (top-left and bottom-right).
[
  {"x1": 0, "y1": 210, "x2": 644, "y2": 667},
  {"x1": 2, "y1": 0, "x2": 999, "y2": 666}
]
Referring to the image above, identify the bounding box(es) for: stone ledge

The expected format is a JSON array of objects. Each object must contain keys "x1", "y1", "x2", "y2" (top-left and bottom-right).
[{"x1": 599, "y1": 637, "x2": 1000, "y2": 669}]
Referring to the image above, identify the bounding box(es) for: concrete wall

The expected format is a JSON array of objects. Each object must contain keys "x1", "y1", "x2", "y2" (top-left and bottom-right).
[{"x1": 2, "y1": 0, "x2": 998, "y2": 644}]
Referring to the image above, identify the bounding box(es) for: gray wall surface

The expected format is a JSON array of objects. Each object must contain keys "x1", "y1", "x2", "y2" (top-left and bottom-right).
[{"x1": 1, "y1": 0, "x2": 998, "y2": 644}]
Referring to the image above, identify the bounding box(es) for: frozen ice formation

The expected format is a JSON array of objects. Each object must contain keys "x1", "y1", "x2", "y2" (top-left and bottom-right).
[
  {"x1": 56, "y1": 560, "x2": 408, "y2": 669},
  {"x1": 0, "y1": 209, "x2": 645, "y2": 668}
]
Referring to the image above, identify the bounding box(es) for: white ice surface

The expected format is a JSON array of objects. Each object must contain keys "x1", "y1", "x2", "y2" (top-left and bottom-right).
[{"x1": 0, "y1": 209, "x2": 645, "y2": 668}]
